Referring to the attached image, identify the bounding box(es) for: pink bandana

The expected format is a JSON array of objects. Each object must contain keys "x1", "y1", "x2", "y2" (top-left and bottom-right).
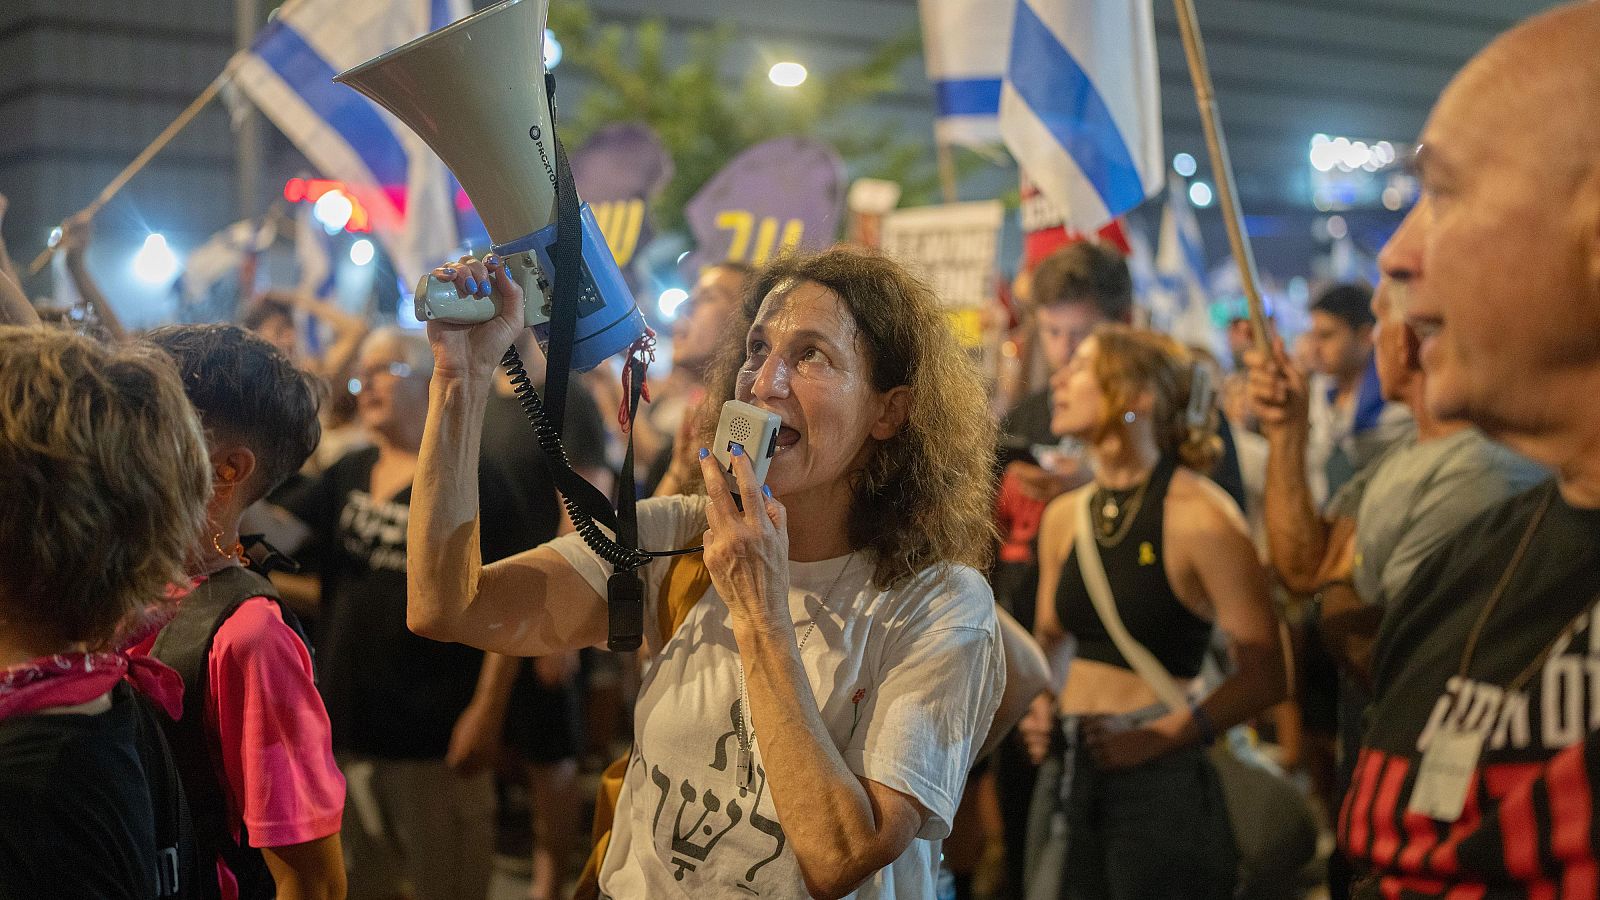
[{"x1": 0, "y1": 617, "x2": 184, "y2": 724}]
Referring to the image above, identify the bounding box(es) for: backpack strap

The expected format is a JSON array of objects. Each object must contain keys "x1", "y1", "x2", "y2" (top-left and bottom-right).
[
  {"x1": 149, "y1": 566, "x2": 308, "y2": 900},
  {"x1": 128, "y1": 684, "x2": 201, "y2": 899}
]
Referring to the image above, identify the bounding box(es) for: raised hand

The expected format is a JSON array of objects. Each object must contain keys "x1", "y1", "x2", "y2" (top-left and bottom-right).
[
  {"x1": 1243, "y1": 335, "x2": 1310, "y2": 439},
  {"x1": 425, "y1": 254, "x2": 525, "y2": 385}
]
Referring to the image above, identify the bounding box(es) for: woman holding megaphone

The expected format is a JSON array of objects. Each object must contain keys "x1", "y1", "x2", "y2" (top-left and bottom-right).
[{"x1": 408, "y1": 246, "x2": 1009, "y2": 899}]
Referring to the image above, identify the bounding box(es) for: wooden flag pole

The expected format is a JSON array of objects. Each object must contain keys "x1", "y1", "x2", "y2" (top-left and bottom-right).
[
  {"x1": 1171, "y1": 0, "x2": 1269, "y2": 354},
  {"x1": 28, "y1": 72, "x2": 229, "y2": 277}
]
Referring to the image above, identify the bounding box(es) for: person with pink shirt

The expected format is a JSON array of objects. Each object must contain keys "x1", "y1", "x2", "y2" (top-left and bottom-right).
[{"x1": 140, "y1": 324, "x2": 347, "y2": 900}]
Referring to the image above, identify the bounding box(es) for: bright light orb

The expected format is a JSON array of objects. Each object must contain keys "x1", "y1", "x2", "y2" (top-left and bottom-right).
[
  {"x1": 1172, "y1": 152, "x2": 1198, "y2": 178},
  {"x1": 1309, "y1": 135, "x2": 1338, "y2": 172},
  {"x1": 1189, "y1": 181, "x2": 1215, "y2": 208},
  {"x1": 769, "y1": 62, "x2": 808, "y2": 88},
  {"x1": 658, "y1": 287, "x2": 689, "y2": 317},
  {"x1": 350, "y1": 238, "x2": 375, "y2": 266},
  {"x1": 313, "y1": 189, "x2": 354, "y2": 234},
  {"x1": 544, "y1": 29, "x2": 562, "y2": 69},
  {"x1": 133, "y1": 233, "x2": 179, "y2": 285},
  {"x1": 1345, "y1": 141, "x2": 1373, "y2": 171}
]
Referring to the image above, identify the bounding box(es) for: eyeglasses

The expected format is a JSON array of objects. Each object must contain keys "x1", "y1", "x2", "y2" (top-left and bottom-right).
[{"x1": 348, "y1": 361, "x2": 414, "y2": 395}]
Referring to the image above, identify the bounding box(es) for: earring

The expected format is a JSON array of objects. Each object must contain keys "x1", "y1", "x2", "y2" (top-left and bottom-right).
[
  {"x1": 1123, "y1": 410, "x2": 1136, "y2": 424},
  {"x1": 212, "y1": 532, "x2": 249, "y2": 565}
]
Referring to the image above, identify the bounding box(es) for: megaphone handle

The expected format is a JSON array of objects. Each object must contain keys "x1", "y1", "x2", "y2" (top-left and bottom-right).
[{"x1": 413, "y1": 274, "x2": 498, "y2": 324}]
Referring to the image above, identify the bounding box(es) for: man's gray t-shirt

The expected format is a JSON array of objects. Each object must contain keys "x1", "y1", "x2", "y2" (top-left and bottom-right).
[{"x1": 1348, "y1": 428, "x2": 1546, "y2": 607}]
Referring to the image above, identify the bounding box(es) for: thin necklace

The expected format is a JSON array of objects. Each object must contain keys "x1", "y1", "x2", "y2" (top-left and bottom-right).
[
  {"x1": 735, "y1": 550, "x2": 857, "y2": 791},
  {"x1": 1092, "y1": 468, "x2": 1154, "y2": 547}
]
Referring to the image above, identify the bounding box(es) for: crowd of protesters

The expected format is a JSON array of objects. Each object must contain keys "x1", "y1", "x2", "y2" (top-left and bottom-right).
[{"x1": 4, "y1": 4, "x2": 1600, "y2": 898}]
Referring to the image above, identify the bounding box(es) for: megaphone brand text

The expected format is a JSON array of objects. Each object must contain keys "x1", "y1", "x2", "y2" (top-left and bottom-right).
[{"x1": 528, "y1": 125, "x2": 558, "y2": 190}]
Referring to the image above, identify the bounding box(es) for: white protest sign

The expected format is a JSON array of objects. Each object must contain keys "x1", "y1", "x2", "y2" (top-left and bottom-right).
[{"x1": 880, "y1": 200, "x2": 1005, "y2": 348}]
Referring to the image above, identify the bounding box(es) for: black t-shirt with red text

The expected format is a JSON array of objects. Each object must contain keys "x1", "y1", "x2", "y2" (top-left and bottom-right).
[{"x1": 1341, "y1": 481, "x2": 1600, "y2": 898}]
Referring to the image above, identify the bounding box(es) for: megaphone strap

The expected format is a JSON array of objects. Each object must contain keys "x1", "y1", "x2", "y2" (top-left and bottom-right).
[
  {"x1": 502, "y1": 71, "x2": 680, "y2": 652},
  {"x1": 540, "y1": 100, "x2": 581, "y2": 436}
]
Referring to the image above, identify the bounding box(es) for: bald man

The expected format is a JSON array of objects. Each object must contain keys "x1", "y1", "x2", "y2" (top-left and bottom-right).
[{"x1": 1336, "y1": 4, "x2": 1600, "y2": 896}]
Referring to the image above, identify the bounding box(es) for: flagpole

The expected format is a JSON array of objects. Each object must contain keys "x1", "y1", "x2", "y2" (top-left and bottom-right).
[
  {"x1": 28, "y1": 70, "x2": 230, "y2": 277},
  {"x1": 1171, "y1": 0, "x2": 1269, "y2": 355}
]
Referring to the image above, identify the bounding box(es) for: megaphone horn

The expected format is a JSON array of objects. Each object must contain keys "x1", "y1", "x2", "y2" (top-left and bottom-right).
[{"x1": 335, "y1": 0, "x2": 644, "y2": 373}]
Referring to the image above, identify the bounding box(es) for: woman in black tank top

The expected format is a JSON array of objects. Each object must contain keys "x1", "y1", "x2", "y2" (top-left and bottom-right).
[{"x1": 1021, "y1": 326, "x2": 1286, "y2": 900}]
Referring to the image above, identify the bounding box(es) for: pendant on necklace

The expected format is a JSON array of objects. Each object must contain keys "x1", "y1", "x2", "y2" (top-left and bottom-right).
[
  {"x1": 736, "y1": 746, "x2": 755, "y2": 790},
  {"x1": 1102, "y1": 498, "x2": 1119, "y2": 520}
]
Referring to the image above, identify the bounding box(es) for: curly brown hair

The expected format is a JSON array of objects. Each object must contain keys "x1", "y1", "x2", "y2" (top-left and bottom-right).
[
  {"x1": 0, "y1": 326, "x2": 211, "y2": 649},
  {"x1": 1089, "y1": 324, "x2": 1222, "y2": 471},
  {"x1": 696, "y1": 248, "x2": 997, "y2": 589}
]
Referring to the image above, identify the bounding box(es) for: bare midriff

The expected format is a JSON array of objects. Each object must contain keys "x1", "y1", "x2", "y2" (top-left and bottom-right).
[{"x1": 1058, "y1": 657, "x2": 1199, "y2": 716}]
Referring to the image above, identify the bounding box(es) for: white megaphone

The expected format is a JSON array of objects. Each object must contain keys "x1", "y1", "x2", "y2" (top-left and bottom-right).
[{"x1": 335, "y1": 0, "x2": 644, "y2": 372}]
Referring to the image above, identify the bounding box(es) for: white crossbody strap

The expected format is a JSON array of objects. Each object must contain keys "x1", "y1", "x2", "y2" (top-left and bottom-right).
[{"x1": 1073, "y1": 487, "x2": 1191, "y2": 713}]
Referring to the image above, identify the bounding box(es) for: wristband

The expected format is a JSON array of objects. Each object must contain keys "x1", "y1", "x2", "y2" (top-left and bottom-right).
[{"x1": 1188, "y1": 699, "x2": 1218, "y2": 747}]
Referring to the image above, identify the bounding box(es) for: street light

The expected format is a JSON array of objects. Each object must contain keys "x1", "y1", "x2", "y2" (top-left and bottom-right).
[
  {"x1": 313, "y1": 189, "x2": 354, "y2": 233},
  {"x1": 768, "y1": 61, "x2": 807, "y2": 87},
  {"x1": 133, "y1": 234, "x2": 179, "y2": 285}
]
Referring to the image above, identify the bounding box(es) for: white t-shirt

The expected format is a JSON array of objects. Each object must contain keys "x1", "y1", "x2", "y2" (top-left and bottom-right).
[{"x1": 549, "y1": 494, "x2": 1005, "y2": 899}]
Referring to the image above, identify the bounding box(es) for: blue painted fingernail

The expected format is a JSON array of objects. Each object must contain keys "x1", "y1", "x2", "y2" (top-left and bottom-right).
[
  {"x1": 442, "y1": 267, "x2": 457, "y2": 277},
  {"x1": 485, "y1": 255, "x2": 500, "y2": 266},
  {"x1": 731, "y1": 444, "x2": 743, "y2": 457},
  {"x1": 465, "y1": 276, "x2": 479, "y2": 293},
  {"x1": 698, "y1": 447, "x2": 709, "y2": 459},
  {"x1": 762, "y1": 484, "x2": 772, "y2": 497}
]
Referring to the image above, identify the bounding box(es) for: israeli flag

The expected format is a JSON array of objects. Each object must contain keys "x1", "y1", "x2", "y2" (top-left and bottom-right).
[
  {"x1": 918, "y1": 0, "x2": 1013, "y2": 147},
  {"x1": 999, "y1": 0, "x2": 1163, "y2": 231},
  {"x1": 1156, "y1": 176, "x2": 1224, "y2": 356},
  {"x1": 229, "y1": 0, "x2": 476, "y2": 287}
]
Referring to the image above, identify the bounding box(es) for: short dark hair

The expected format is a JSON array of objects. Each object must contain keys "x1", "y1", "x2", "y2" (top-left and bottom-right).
[
  {"x1": 1310, "y1": 282, "x2": 1375, "y2": 330},
  {"x1": 145, "y1": 324, "x2": 321, "y2": 504},
  {"x1": 1030, "y1": 242, "x2": 1134, "y2": 322}
]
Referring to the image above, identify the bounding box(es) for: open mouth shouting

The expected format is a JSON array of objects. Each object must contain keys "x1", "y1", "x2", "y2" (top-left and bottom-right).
[{"x1": 774, "y1": 423, "x2": 801, "y2": 454}]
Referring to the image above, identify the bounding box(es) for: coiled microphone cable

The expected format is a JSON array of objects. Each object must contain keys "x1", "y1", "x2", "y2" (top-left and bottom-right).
[{"x1": 500, "y1": 344, "x2": 703, "y2": 571}]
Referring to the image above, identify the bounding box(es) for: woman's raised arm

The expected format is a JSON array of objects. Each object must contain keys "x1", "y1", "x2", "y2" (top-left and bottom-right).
[{"x1": 407, "y1": 255, "x2": 607, "y2": 657}]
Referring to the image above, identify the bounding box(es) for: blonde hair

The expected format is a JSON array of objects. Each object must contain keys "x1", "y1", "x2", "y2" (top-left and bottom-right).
[
  {"x1": 700, "y1": 248, "x2": 998, "y2": 589},
  {"x1": 0, "y1": 326, "x2": 211, "y2": 648},
  {"x1": 1090, "y1": 324, "x2": 1222, "y2": 472},
  {"x1": 359, "y1": 325, "x2": 434, "y2": 374}
]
